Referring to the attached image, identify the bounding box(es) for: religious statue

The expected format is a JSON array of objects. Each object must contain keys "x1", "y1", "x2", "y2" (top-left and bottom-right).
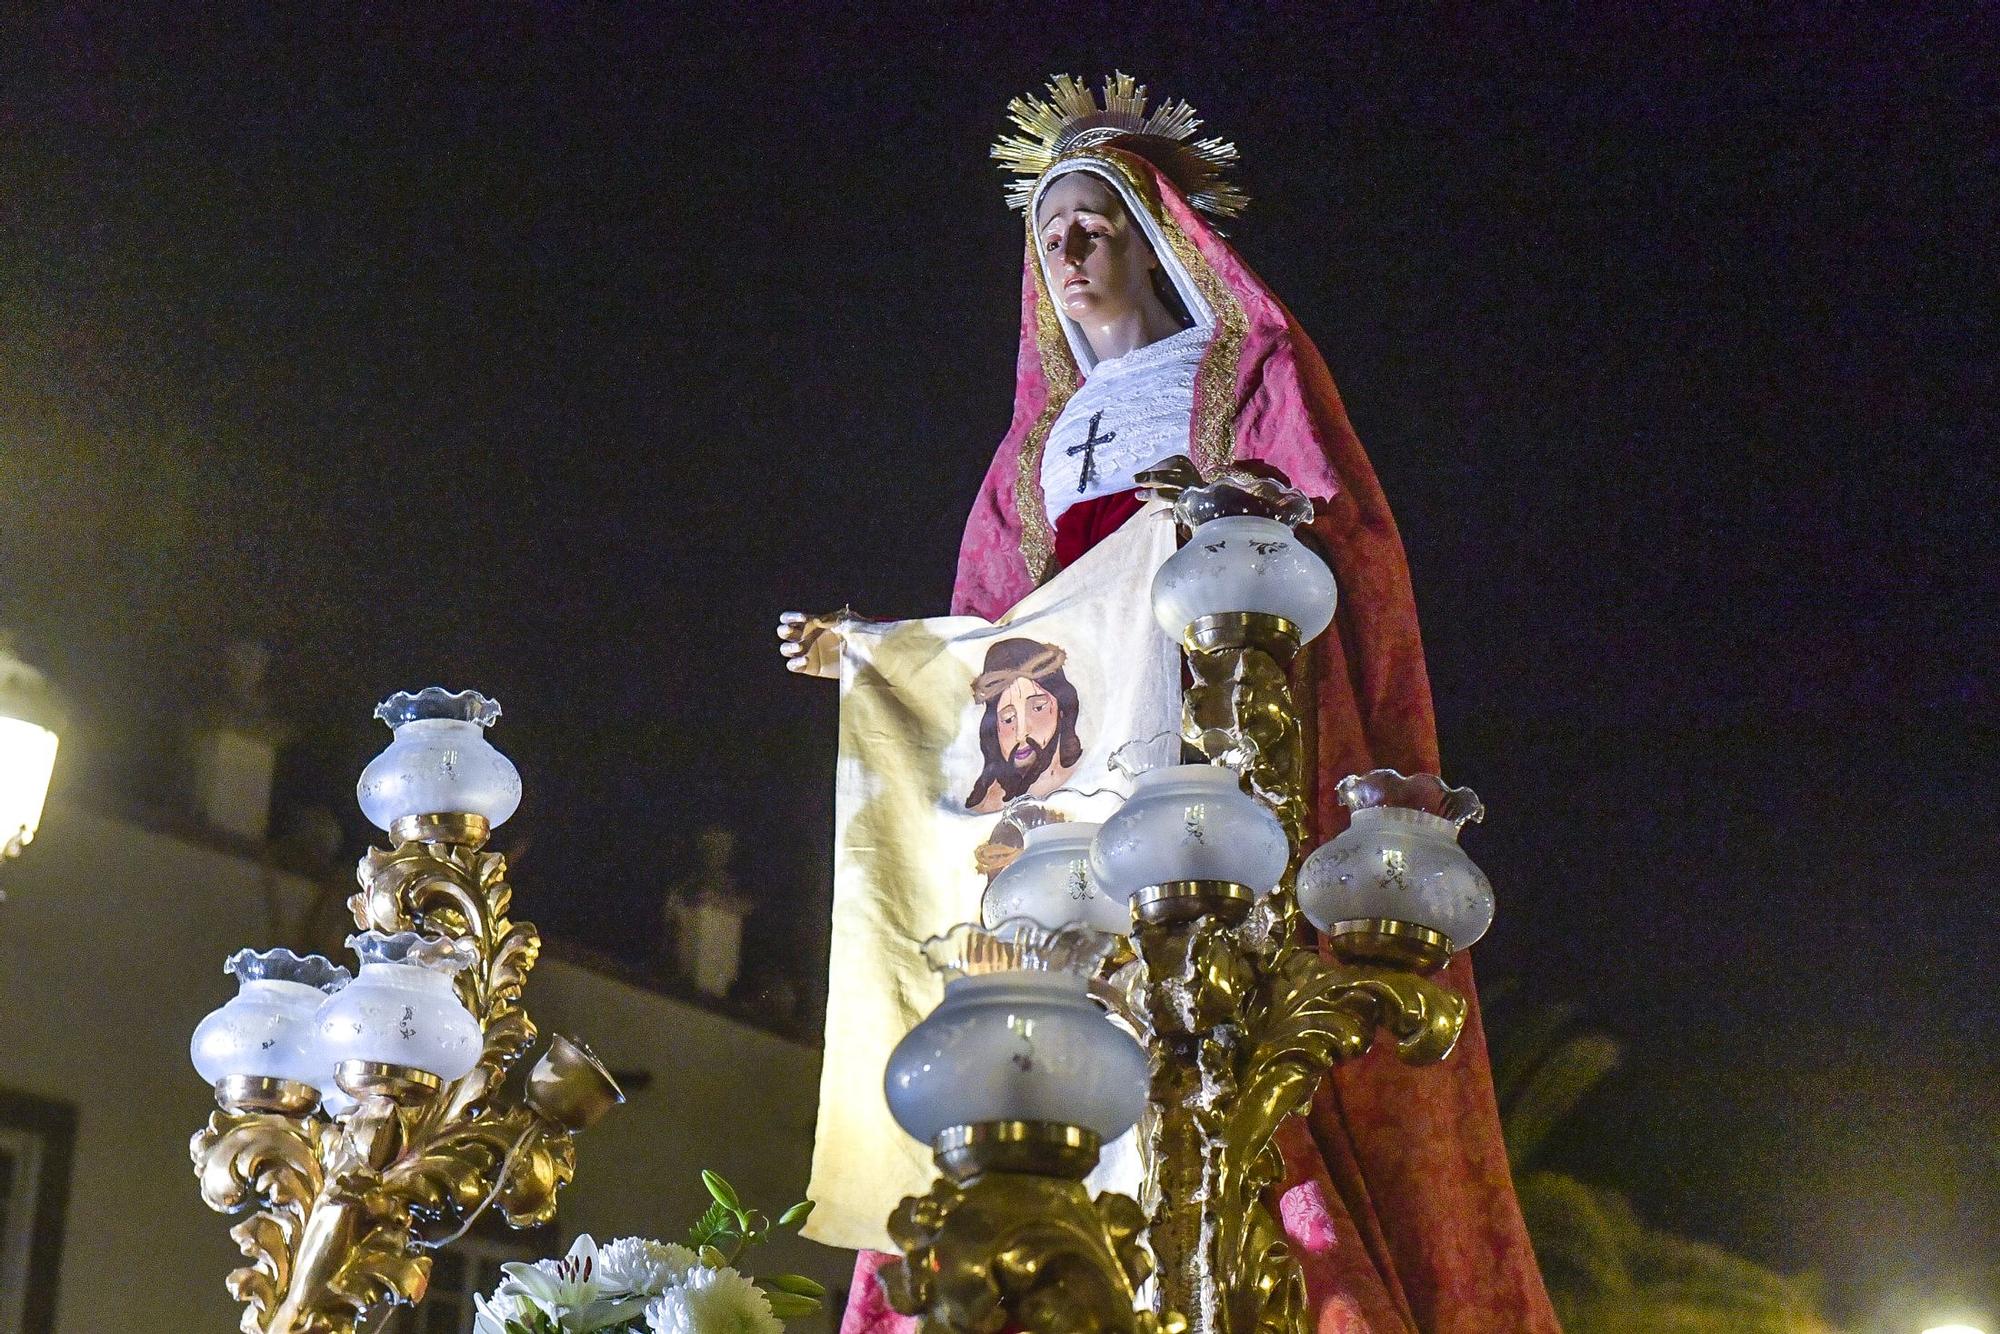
[{"x1": 779, "y1": 75, "x2": 1559, "y2": 1334}]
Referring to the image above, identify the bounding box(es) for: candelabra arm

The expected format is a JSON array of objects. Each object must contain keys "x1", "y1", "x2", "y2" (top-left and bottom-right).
[
  {"x1": 1135, "y1": 626, "x2": 1471, "y2": 1334},
  {"x1": 192, "y1": 823, "x2": 606, "y2": 1334},
  {"x1": 259, "y1": 1095, "x2": 425, "y2": 1334},
  {"x1": 1227, "y1": 949, "x2": 1467, "y2": 1191}
]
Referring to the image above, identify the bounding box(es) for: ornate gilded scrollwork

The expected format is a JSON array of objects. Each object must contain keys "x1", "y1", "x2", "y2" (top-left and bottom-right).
[
  {"x1": 883, "y1": 1166, "x2": 1170, "y2": 1334},
  {"x1": 1181, "y1": 630, "x2": 1309, "y2": 853},
  {"x1": 191, "y1": 823, "x2": 611, "y2": 1334},
  {"x1": 191, "y1": 1110, "x2": 327, "y2": 1328}
]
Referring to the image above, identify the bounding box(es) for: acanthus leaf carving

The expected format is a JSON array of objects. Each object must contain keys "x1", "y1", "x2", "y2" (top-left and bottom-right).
[{"x1": 199, "y1": 834, "x2": 594, "y2": 1334}]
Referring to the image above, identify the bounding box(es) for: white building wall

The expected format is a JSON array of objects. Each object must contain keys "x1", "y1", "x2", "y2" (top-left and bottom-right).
[{"x1": 0, "y1": 801, "x2": 852, "y2": 1332}]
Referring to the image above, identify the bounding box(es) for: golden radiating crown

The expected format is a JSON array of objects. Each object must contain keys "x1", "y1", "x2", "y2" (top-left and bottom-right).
[{"x1": 993, "y1": 72, "x2": 1247, "y2": 221}]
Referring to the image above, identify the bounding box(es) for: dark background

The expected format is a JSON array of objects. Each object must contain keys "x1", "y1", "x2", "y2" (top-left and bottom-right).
[{"x1": 1, "y1": 6, "x2": 1992, "y2": 1327}]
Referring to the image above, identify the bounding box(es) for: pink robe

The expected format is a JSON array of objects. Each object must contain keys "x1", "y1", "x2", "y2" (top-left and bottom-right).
[{"x1": 841, "y1": 146, "x2": 1558, "y2": 1334}]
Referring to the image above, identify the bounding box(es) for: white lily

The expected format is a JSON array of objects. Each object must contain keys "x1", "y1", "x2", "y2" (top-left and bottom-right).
[
  {"x1": 493, "y1": 1234, "x2": 646, "y2": 1330},
  {"x1": 474, "y1": 1290, "x2": 547, "y2": 1334},
  {"x1": 499, "y1": 1234, "x2": 604, "y2": 1309}
]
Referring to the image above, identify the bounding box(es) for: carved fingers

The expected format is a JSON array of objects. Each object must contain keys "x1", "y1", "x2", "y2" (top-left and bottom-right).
[{"x1": 776, "y1": 610, "x2": 848, "y2": 679}]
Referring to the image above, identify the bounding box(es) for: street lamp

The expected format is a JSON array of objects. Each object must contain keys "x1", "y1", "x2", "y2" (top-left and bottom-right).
[{"x1": 0, "y1": 641, "x2": 61, "y2": 862}]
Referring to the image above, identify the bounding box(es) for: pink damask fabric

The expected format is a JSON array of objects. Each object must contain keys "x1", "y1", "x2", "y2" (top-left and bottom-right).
[{"x1": 844, "y1": 147, "x2": 1558, "y2": 1334}]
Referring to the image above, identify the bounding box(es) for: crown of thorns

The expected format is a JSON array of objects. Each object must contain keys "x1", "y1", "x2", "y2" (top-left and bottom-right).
[{"x1": 972, "y1": 645, "x2": 1069, "y2": 703}]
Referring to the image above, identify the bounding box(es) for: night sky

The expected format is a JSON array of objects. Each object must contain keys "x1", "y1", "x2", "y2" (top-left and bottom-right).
[{"x1": 2, "y1": 7, "x2": 1993, "y2": 1326}]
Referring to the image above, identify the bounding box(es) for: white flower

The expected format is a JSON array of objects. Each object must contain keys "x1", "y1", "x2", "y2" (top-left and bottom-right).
[
  {"x1": 499, "y1": 1233, "x2": 603, "y2": 1310},
  {"x1": 597, "y1": 1236, "x2": 700, "y2": 1297},
  {"x1": 645, "y1": 1265, "x2": 782, "y2": 1334},
  {"x1": 474, "y1": 1290, "x2": 544, "y2": 1334}
]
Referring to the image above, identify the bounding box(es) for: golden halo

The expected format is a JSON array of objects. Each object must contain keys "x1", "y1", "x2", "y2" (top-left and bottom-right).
[{"x1": 992, "y1": 72, "x2": 1247, "y2": 221}]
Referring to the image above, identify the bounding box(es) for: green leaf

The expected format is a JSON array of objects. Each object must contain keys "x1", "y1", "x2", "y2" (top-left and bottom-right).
[
  {"x1": 768, "y1": 1274, "x2": 829, "y2": 1299},
  {"x1": 687, "y1": 1199, "x2": 737, "y2": 1249},
  {"x1": 699, "y1": 1244, "x2": 729, "y2": 1269},
  {"x1": 702, "y1": 1169, "x2": 741, "y2": 1211},
  {"x1": 777, "y1": 1200, "x2": 815, "y2": 1228},
  {"x1": 766, "y1": 1292, "x2": 824, "y2": 1320}
]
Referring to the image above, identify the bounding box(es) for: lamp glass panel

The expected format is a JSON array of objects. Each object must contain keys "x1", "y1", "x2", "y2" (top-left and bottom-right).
[{"x1": 0, "y1": 717, "x2": 59, "y2": 852}]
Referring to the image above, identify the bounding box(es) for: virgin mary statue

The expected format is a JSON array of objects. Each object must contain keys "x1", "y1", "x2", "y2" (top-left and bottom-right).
[{"x1": 780, "y1": 75, "x2": 1559, "y2": 1334}]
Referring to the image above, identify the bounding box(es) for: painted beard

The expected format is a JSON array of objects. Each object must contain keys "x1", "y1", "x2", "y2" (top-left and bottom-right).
[{"x1": 997, "y1": 733, "x2": 1058, "y2": 799}]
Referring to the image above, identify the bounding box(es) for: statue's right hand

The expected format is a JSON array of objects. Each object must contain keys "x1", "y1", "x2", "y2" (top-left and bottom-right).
[
  {"x1": 776, "y1": 610, "x2": 848, "y2": 679},
  {"x1": 1134, "y1": 453, "x2": 1204, "y2": 504}
]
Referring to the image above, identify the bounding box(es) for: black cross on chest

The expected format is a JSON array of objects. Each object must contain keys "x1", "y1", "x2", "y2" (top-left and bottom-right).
[{"x1": 1068, "y1": 411, "x2": 1116, "y2": 493}]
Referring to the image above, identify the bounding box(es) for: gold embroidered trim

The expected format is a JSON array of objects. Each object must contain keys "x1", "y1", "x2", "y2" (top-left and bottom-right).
[
  {"x1": 1167, "y1": 214, "x2": 1245, "y2": 480},
  {"x1": 1017, "y1": 202, "x2": 1080, "y2": 583}
]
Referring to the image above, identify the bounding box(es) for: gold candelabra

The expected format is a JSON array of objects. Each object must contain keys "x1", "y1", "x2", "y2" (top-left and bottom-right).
[
  {"x1": 191, "y1": 721, "x2": 622, "y2": 1334},
  {"x1": 881, "y1": 479, "x2": 1473, "y2": 1334}
]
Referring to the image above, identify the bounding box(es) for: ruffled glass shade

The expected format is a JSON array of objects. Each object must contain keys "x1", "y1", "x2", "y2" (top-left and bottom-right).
[
  {"x1": 1296, "y1": 768, "x2": 1495, "y2": 953},
  {"x1": 312, "y1": 931, "x2": 483, "y2": 1083},
  {"x1": 1091, "y1": 763, "x2": 1289, "y2": 903},
  {"x1": 356, "y1": 688, "x2": 521, "y2": 831},
  {"x1": 885, "y1": 922, "x2": 1148, "y2": 1147},
  {"x1": 190, "y1": 949, "x2": 351, "y2": 1092},
  {"x1": 981, "y1": 822, "x2": 1130, "y2": 936}
]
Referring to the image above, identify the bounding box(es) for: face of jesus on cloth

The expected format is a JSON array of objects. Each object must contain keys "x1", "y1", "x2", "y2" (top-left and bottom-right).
[
  {"x1": 964, "y1": 638, "x2": 1084, "y2": 814},
  {"x1": 996, "y1": 676, "x2": 1058, "y2": 772}
]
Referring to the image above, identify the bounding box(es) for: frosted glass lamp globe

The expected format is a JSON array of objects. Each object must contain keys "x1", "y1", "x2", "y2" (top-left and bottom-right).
[
  {"x1": 190, "y1": 949, "x2": 351, "y2": 1097},
  {"x1": 1090, "y1": 764, "x2": 1290, "y2": 904},
  {"x1": 313, "y1": 932, "x2": 483, "y2": 1086},
  {"x1": 885, "y1": 924, "x2": 1147, "y2": 1149},
  {"x1": 356, "y1": 688, "x2": 520, "y2": 832},
  {"x1": 1152, "y1": 514, "x2": 1337, "y2": 647},
  {"x1": 981, "y1": 821, "x2": 1129, "y2": 935},
  {"x1": 1296, "y1": 770, "x2": 1494, "y2": 969}
]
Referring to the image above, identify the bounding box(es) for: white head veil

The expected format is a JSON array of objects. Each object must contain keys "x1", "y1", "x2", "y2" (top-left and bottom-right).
[{"x1": 1032, "y1": 158, "x2": 1216, "y2": 373}]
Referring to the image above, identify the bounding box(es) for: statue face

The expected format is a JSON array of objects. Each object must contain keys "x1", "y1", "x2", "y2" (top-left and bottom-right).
[
  {"x1": 996, "y1": 676, "x2": 1060, "y2": 771},
  {"x1": 1036, "y1": 172, "x2": 1160, "y2": 326}
]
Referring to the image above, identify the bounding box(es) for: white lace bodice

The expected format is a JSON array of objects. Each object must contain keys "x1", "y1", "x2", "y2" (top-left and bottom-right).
[{"x1": 1040, "y1": 324, "x2": 1208, "y2": 524}]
